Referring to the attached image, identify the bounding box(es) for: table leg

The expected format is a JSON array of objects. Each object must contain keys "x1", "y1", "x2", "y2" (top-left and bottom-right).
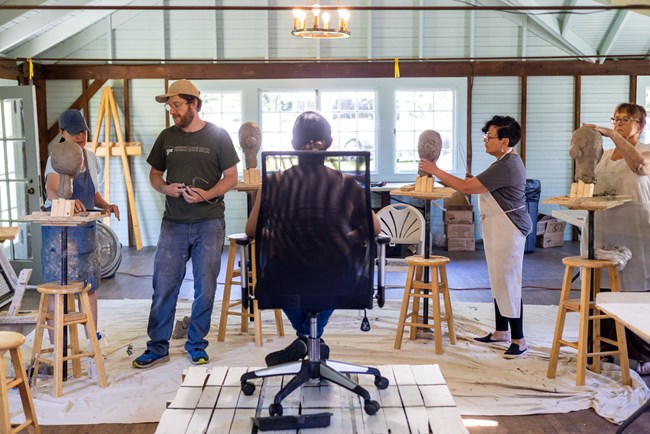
[
  {"x1": 60, "y1": 227, "x2": 69, "y2": 382},
  {"x1": 422, "y1": 200, "x2": 431, "y2": 325}
]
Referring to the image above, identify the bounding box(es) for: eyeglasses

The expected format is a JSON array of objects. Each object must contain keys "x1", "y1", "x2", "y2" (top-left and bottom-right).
[
  {"x1": 483, "y1": 134, "x2": 500, "y2": 141},
  {"x1": 610, "y1": 117, "x2": 639, "y2": 124},
  {"x1": 164, "y1": 101, "x2": 188, "y2": 112}
]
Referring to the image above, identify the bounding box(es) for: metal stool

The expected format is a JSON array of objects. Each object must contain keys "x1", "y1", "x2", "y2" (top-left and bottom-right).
[
  {"x1": 394, "y1": 255, "x2": 456, "y2": 355},
  {"x1": 217, "y1": 234, "x2": 284, "y2": 346},
  {"x1": 30, "y1": 282, "x2": 107, "y2": 397},
  {"x1": 547, "y1": 256, "x2": 630, "y2": 386},
  {"x1": 0, "y1": 331, "x2": 40, "y2": 434}
]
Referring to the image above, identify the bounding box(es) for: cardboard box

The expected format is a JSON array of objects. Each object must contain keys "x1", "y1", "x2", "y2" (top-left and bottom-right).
[
  {"x1": 444, "y1": 206, "x2": 474, "y2": 224},
  {"x1": 444, "y1": 193, "x2": 471, "y2": 207},
  {"x1": 537, "y1": 232, "x2": 564, "y2": 248},
  {"x1": 447, "y1": 237, "x2": 476, "y2": 251},
  {"x1": 536, "y1": 216, "x2": 560, "y2": 235},
  {"x1": 446, "y1": 223, "x2": 475, "y2": 239}
]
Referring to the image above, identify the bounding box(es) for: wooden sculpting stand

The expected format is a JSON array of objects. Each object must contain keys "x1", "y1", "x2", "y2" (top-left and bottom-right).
[
  {"x1": 89, "y1": 86, "x2": 143, "y2": 250},
  {"x1": 569, "y1": 180, "x2": 594, "y2": 198},
  {"x1": 414, "y1": 175, "x2": 435, "y2": 193},
  {"x1": 391, "y1": 186, "x2": 456, "y2": 325},
  {"x1": 18, "y1": 211, "x2": 106, "y2": 382}
]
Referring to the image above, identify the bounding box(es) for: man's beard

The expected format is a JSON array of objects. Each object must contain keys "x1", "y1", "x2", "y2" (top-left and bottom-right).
[{"x1": 173, "y1": 109, "x2": 194, "y2": 129}]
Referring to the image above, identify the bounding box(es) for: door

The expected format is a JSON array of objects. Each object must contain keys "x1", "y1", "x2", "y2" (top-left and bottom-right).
[{"x1": 0, "y1": 85, "x2": 42, "y2": 282}]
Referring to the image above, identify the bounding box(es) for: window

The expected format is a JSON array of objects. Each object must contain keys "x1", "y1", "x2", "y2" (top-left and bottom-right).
[
  {"x1": 260, "y1": 90, "x2": 378, "y2": 171},
  {"x1": 201, "y1": 91, "x2": 244, "y2": 167},
  {"x1": 395, "y1": 90, "x2": 455, "y2": 173}
]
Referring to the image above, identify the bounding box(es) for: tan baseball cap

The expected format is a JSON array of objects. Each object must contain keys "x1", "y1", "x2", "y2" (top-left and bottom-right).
[{"x1": 155, "y1": 79, "x2": 201, "y2": 103}]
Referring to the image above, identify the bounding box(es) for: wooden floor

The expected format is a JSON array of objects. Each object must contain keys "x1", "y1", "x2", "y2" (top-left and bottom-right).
[{"x1": 10, "y1": 241, "x2": 650, "y2": 433}]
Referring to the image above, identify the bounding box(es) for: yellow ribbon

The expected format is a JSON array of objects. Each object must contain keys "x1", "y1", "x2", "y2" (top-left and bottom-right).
[
  {"x1": 28, "y1": 58, "x2": 34, "y2": 80},
  {"x1": 394, "y1": 58, "x2": 400, "y2": 78}
]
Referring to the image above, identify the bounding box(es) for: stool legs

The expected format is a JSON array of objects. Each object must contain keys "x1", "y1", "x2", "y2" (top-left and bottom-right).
[
  {"x1": 1, "y1": 332, "x2": 40, "y2": 434},
  {"x1": 547, "y1": 257, "x2": 630, "y2": 386},
  {"x1": 217, "y1": 242, "x2": 238, "y2": 342},
  {"x1": 394, "y1": 257, "x2": 455, "y2": 355}
]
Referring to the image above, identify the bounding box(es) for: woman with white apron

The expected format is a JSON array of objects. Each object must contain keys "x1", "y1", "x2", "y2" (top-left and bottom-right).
[
  {"x1": 584, "y1": 103, "x2": 650, "y2": 375},
  {"x1": 419, "y1": 115, "x2": 532, "y2": 358}
]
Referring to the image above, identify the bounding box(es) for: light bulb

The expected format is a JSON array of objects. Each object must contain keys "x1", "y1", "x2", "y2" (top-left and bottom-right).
[
  {"x1": 338, "y1": 9, "x2": 350, "y2": 32},
  {"x1": 293, "y1": 9, "x2": 306, "y2": 30},
  {"x1": 312, "y1": 4, "x2": 320, "y2": 28},
  {"x1": 322, "y1": 11, "x2": 331, "y2": 29}
]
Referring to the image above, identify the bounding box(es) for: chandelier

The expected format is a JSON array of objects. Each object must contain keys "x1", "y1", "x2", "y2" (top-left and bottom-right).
[{"x1": 292, "y1": 2, "x2": 350, "y2": 39}]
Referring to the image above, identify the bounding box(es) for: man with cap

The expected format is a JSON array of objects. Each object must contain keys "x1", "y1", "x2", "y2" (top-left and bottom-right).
[
  {"x1": 133, "y1": 79, "x2": 239, "y2": 368},
  {"x1": 42, "y1": 109, "x2": 120, "y2": 338}
]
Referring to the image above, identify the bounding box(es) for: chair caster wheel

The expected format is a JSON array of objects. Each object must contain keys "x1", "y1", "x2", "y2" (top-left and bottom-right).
[
  {"x1": 269, "y1": 403, "x2": 283, "y2": 416},
  {"x1": 364, "y1": 400, "x2": 380, "y2": 415},
  {"x1": 374, "y1": 376, "x2": 389, "y2": 389},
  {"x1": 241, "y1": 381, "x2": 255, "y2": 396}
]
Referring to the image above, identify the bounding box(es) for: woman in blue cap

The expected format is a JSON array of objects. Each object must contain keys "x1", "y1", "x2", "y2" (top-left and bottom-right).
[{"x1": 42, "y1": 109, "x2": 120, "y2": 337}]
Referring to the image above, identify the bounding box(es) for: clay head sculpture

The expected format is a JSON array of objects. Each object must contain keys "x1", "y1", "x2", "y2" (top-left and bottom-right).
[
  {"x1": 417, "y1": 129, "x2": 442, "y2": 176},
  {"x1": 50, "y1": 140, "x2": 83, "y2": 199},
  {"x1": 238, "y1": 121, "x2": 262, "y2": 169},
  {"x1": 569, "y1": 126, "x2": 603, "y2": 184}
]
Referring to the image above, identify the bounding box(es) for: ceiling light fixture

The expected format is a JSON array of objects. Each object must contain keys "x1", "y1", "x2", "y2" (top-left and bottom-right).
[{"x1": 292, "y1": 1, "x2": 350, "y2": 39}]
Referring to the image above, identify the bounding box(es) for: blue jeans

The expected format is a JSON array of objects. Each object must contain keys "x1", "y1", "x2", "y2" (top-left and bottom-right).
[
  {"x1": 283, "y1": 309, "x2": 334, "y2": 338},
  {"x1": 146, "y1": 218, "x2": 225, "y2": 355}
]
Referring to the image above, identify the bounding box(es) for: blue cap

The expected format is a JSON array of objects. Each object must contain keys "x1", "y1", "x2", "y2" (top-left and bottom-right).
[{"x1": 59, "y1": 109, "x2": 90, "y2": 135}]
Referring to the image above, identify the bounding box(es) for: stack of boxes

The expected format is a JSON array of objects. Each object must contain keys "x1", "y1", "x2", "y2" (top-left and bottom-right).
[{"x1": 444, "y1": 194, "x2": 475, "y2": 251}]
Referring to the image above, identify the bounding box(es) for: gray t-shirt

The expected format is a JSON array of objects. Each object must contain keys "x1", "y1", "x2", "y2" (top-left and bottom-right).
[
  {"x1": 476, "y1": 153, "x2": 532, "y2": 236},
  {"x1": 147, "y1": 122, "x2": 240, "y2": 222}
]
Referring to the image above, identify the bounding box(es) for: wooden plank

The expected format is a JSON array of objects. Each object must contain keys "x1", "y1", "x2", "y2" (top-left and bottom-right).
[
  {"x1": 182, "y1": 366, "x2": 208, "y2": 387},
  {"x1": 0, "y1": 226, "x2": 19, "y2": 241},
  {"x1": 223, "y1": 366, "x2": 248, "y2": 386},
  {"x1": 377, "y1": 385, "x2": 403, "y2": 408},
  {"x1": 185, "y1": 408, "x2": 213, "y2": 434},
  {"x1": 196, "y1": 386, "x2": 220, "y2": 409},
  {"x1": 215, "y1": 386, "x2": 241, "y2": 409},
  {"x1": 361, "y1": 407, "x2": 391, "y2": 434},
  {"x1": 392, "y1": 364, "x2": 417, "y2": 385},
  {"x1": 420, "y1": 385, "x2": 457, "y2": 407},
  {"x1": 229, "y1": 408, "x2": 256, "y2": 433},
  {"x1": 94, "y1": 143, "x2": 142, "y2": 157},
  {"x1": 301, "y1": 381, "x2": 343, "y2": 409},
  {"x1": 404, "y1": 406, "x2": 431, "y2": 434},
  {"x1": 205, "y1": 408, "x2": 236, "y2": 433},
  {"x1": 168, "y1": 387, "x2": 202, "y2": 409},
  {"x1": 155, "y1": 409, "x2": 194, "y2": 434},
  {"x1": 206, "y1": 366, "x2": 228, "y2": 386},
  {"x1": 383, "y1": 407, "x2": 411, "y2": 434},
  {"x1": 398, "y1": 384, "x2": 425, "y2": 407},
  {"x1": 412, "y1": 364, "x2": 446, "y2": 385},
  {"x1": 427, "y1": 407, "x2": 469, "y2": 434}
]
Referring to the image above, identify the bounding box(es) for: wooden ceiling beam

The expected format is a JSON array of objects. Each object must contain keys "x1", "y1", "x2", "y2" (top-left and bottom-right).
[{"x1": 37, "y1": 60, "x2": 650, "y2": 81}]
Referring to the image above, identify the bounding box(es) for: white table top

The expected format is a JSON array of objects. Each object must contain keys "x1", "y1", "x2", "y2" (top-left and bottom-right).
[
  {"x1": 552, "y1": 209, "x2": 587, "y2": 228},
  {"x1": 596, "y1": 292, "x2": 650, "y2": 341}
]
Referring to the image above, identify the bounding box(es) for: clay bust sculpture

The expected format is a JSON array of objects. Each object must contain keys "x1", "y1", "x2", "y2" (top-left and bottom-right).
[
  {"x1": 417, "y1": 129, "x2": 442, "y2": 176},
  {"x1": 569, "y1": 126, "x2": 603, "y2": 184},
  {"x1": 50, "y1": 140, "x2": 83, "y2": 199},
  {"x1": 238, "y1": 121, "x2": 262, "y2": 169}
]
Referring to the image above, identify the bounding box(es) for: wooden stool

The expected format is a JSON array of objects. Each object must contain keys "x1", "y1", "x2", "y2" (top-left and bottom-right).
[
  {"x1": 394, "y1": 255, "x2": 456, "y2": 355},
  {"x1": 217, "y1": 234, "x2": 284, "y2": 346},
  {"x1": 30, "y1": 282, "x2": 107, "y2": 397},
  {"x1": 547, "y1": 256, "x2": 631, "y2": 386},
  {"x1": 0, "y1": 331, "x2": 40, "y2": 434}
]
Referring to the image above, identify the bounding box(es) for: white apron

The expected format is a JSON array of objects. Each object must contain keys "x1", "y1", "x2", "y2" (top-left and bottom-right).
[
  {"x1": 479, "y1": 191, "x2": 527, "y2": 318},
  {"x1": 580, "y1": 145, "x2": 650, "y2": 291}
]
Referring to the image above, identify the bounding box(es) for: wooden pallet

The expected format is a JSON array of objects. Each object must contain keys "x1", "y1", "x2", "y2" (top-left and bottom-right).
[{"x1": 156, "y1": 364, "x2": 467, "y2": 434}]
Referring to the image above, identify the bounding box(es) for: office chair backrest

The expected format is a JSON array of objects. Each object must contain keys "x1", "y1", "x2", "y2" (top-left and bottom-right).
[
  {"x1": 376, "y1": 204, "x2": 426, "y2": 255},
  {"x1": 255, "y1": 151, "x2": 375, "y2": 313}
]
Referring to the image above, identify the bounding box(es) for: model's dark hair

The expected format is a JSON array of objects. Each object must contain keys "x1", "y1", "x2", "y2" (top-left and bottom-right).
[
  {"x1": 614, "y1": 103, "x2": 647, "y2": 130},
  {"x1": 292, "y1": 111, "x2": 333, "y2": 151},
  {"x1": 481, "y1": 115, "x2": 522, "y2": 147},
  {"x1": 179, "y1": 94, "x2": 202, "y2": 112}
]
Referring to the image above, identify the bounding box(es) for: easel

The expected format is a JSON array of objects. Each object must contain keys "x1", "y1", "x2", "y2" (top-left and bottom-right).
[{"x1": 89, "y1": 87, "x2": 143, "y2": 250}]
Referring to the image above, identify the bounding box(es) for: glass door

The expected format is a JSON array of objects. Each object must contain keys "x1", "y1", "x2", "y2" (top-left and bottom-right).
[{"x1": 0, "y1": 85, "x2": 42, "y2": 282}]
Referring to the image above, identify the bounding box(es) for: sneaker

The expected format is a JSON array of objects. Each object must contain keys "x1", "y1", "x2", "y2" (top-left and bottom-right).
[
  {"x1": 188, "y1": 348, "x2": 209, "y2": 365},
  {"x1": 265, "y1": 338, "x2": 308, "y2": 366},
  {"x1": 132, "y1": 350, "x2": 170, "y2": 369},
  {"x1": 503, "y1": 343, "x2": 527, "y2": 359}
]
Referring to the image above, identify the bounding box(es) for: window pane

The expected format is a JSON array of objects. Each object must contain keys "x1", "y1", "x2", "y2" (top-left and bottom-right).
[
  {"x1": 260, "y1": 91, "x2": 317, "y2": 152},
  {"x1": 202, "y1": 92, "x2": 243, "y2": 169},
  {"x1": 395, "y1": 90, "x2": 455, "y2": 173}
]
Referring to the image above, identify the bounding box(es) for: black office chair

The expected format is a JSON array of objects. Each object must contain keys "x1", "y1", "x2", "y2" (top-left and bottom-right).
[{"x1": 240, "y1": 151, "x2": 389, "y2": 423}]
